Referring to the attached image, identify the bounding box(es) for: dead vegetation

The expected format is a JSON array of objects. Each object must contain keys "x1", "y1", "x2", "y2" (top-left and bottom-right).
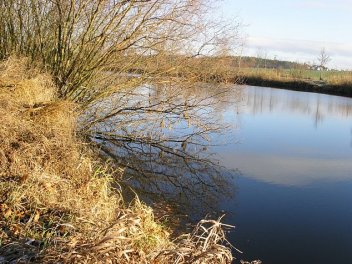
[
  {"x1": 0, "y1": 58, "x2": 234, "y2": 263},
  {"x1": 155, "y1": 218, "x2": 235, "y2": 263}
]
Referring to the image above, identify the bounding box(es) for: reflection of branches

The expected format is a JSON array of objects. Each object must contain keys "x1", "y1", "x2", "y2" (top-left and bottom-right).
[
  {"x1": 81, "y1": 83, "x2": 235, "y2": 212},
  {"x1": 99, "y1": 140, "x2": 230, "y2": 206}
]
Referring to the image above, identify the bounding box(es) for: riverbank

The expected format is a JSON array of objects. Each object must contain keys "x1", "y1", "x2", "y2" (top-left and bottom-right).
[
  {"x1": 158, "y1": 61, "x2": 352, "y2": 98},
  {"x1": 0, "y1": 59, "x2": 233, "y2": 263},
  {"x1": 237, "y1": 76, "x2": 352, "y2": 98}
]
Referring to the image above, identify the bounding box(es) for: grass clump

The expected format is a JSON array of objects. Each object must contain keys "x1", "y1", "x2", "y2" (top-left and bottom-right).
[
  {"x1": 0, "y1": 57, "x2": 121, "y2": 260},
  {"x1": 0, "y1": 58, "x2": 233, "y2": 263}
]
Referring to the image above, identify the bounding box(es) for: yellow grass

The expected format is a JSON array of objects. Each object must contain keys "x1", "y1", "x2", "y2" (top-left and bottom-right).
[
  {"x1": 0, "y1": 58, "x2": 234, "y2": 263},
  {"x1": 237, "y1": 67, "x2": 352, "y2": 86}
]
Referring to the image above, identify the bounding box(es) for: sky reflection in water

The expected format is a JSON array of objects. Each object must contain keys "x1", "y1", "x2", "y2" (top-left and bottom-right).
[
  {"x1": 218, "y1": 86, "x2": 352, "y2": 186},
  {"x1": 214, "y1": 86, "x2": 352, "y2": 263}
]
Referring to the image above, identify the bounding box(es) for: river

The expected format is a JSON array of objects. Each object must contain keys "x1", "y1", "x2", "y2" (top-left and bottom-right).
[
  {"x1": 95, "y1": 83, "x2": 352, "y2": 263},
  {"x1": 213, "y1": 86, "x2": 352, "y2": 263}
]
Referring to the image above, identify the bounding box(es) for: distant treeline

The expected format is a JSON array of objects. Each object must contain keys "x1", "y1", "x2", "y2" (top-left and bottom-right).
[
  {"x1": 107, "y1": 54, "x2": 315, "y2": 83},
  {"x1": 236, "y1": 56, "x2": 310, "y2": 70},
  {"x1": 113, "y1": 55, "x2": 313, "y2": 78}
]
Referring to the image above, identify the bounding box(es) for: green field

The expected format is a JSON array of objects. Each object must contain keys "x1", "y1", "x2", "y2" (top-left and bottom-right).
[{"x1": 237, "y1": 67, "x2": 352, "y2": 85}]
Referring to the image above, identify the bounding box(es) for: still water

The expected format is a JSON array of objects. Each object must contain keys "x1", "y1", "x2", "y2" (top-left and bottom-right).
[
  {"x1": 215, "y1": 86, "x2": 352, "y2": 263},
  {"x1": 101, "y1": 84, "x2": 352, "y2": 263}
]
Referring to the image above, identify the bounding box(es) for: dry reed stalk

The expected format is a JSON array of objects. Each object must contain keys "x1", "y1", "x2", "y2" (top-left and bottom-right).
[
  {"x1": 0, "y1": 58, "x2": 235, "y2": 263},
  {"x1": 154, "y1": 217, "x2": 235, "y2": 264},
  {"x1": 0, "y1": 58, "x2": 121, "y2": 262}
]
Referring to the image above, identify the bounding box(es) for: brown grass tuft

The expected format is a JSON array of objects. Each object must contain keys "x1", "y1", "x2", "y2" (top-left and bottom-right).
[
  {"x1": 155, "y1": 217, "x2": 235, "y2": 264},
  {"x1": 0, "y1": 58, "x2": 122, "y2": 262},
  {"x1": 0, "y1": 58, "x2": 234, "y2": 263}
]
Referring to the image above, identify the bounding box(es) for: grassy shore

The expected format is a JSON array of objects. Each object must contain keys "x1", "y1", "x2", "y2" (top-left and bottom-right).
[
  {"x1": 147, "y1": 57, "x2": 352, "y2": 97},
  {"x1": 0, "y1": 58, "x2": 233, "y2": 263},
  {"x1": 235, "y1": 68, "x2": 352, "y2": 97}
]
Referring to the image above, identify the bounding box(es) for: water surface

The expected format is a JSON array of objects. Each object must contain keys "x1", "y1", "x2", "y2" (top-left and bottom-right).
[
  {"x1": 215, "y1": 86, "x2": 352, "y2": 263},
  {"x1": 101, "y1": 84, "x2": 352, "y2": 263}
]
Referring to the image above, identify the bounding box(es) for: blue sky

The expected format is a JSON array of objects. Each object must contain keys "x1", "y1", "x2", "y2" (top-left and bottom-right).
[{"x1": 218, "y1": 0, "x2": 352, "y2": 69}]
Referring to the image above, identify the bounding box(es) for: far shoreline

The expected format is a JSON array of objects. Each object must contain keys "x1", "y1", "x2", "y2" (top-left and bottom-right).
[{"x1": 235, "y1": 76, "x2": 352, "y2": 98}]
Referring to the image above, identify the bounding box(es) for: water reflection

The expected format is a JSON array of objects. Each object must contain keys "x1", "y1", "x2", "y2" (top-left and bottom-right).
[
  {"x1": 217, "y1": 86, "x2": 352, "y2": 187},
  {"x1": 215, "y1": 86, "x2": 352, "y2": 263},
  {"x1": 83, "y1": 82, "x2": 236, "y2": 215},
  {"x1": 221, "y1": 153, "x2": 352, "y2": 186},
  {"x1": 237, "y1": 86, "x2": 352, "y2": 121},
  {"x1": 90, "y1": 84, "x2": 352, "y2": 263}
]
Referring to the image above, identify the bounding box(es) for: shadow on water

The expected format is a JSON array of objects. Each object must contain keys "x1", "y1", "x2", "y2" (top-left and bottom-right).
[
  {"x1": 99, "y1": 138, "x2": 237, "y2": 219},
  {"x1": 81, "y1": 82, "x2": 241, "y2": 222}
]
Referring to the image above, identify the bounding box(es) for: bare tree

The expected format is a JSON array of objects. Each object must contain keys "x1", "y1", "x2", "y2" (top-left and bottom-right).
[
  {"x1": 0, "y1": 0, "x2": 239, "y2": 102},
  {"x1": 0, "y1": 0, "x2": 242, "y2": 207},
  {"x1": 317, "y1": 48, "x2": 331, "y2": 80}
]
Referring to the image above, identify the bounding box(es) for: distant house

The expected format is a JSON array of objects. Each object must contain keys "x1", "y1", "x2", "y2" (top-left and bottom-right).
[{"x1": 309, "y1": 65, "x2": 328, "y2": 71}]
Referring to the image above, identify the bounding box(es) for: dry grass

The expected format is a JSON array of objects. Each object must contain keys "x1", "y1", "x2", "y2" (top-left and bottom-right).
[
  {"x1": 0, "y1": 58, "x2": 121, "y2": 261},
  {"x1": 155, "y1": 218, "x2": 235, "y2": 263},
  {"x1": 237, "y1": 67, "x2": 352, "y2": 86},
  {"x1": 0, "y1": 58, "x2": 234, "y2": 263}
]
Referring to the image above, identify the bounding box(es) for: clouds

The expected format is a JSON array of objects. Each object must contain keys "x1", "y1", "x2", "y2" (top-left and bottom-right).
[
  {"x1": 292, "y1": 0, "x2": 352, "y2": 11},
  {"x1": 247, "y1": 36, "x2": 352, "y2": 57},
  {"x1": 218, "y1": 0, "x2": 352, "y2": 69},
  {"x1": 248, "y1": 37, "x2": 320, "y2": 55},
  {"x1": 244, "y1": 36, "x2": 352, "y2": 69}
]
